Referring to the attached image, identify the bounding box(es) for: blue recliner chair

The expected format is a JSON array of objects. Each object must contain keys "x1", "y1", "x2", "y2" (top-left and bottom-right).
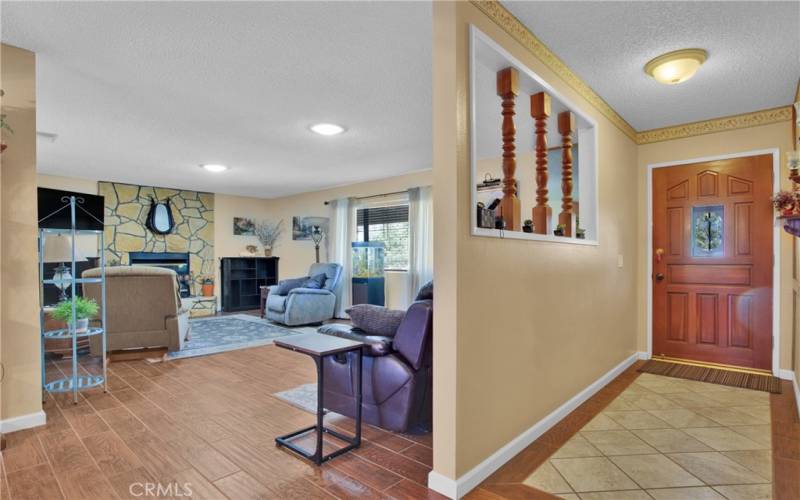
[{"x1": 265, "y1": 263, "x2": 343, "y2": 326}]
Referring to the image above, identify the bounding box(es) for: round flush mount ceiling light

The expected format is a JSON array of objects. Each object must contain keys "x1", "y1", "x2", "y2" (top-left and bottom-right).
[
  {"x1": 644, "y1": 48, "x2": 708, "y2": 85},
  {"x1": 309, "y1": 123, "x2": 346, "y2": 136},
  {"x1": 200, "y1": 164, "x2": 228, "y2": 173}
]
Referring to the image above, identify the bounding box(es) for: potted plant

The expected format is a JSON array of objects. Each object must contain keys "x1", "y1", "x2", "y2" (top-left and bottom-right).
[
  {"x1": 772, "y1": 190, "x2": 797, "y2": 216},
  {"x1": 554, "y1": 223, "x2": 566, "y2": 237},
  {"x1": 522, "y1": 219, "x2": 534, "y2": 233},
  {"x1": 255, "y1": 219, "x2": 284, "y2": 256},
  {"x1": 201, "y1": 277, "x2": 214, "y2": 297},
  {"x1": 575, "y1": 217, "x2": 586, "y2": 239},
  {"x1": 51, "y1": 297, "x2": 99, "y2": 334}
]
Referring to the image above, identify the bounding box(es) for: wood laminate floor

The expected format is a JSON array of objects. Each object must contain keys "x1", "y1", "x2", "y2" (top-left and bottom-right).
[{"x1": 0, "y1": 340, "x2": 442, "y2": 500}]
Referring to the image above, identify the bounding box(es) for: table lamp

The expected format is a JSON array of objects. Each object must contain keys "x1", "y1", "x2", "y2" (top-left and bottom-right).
[{"x1": 43, "y1": 234, "x2": 87, "y2": 301}]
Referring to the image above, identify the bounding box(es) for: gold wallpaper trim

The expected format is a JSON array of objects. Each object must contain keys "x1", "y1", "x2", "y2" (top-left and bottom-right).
[
  {"x1": 472, "y1": 1, "x2": 794, "y2": 145},
  {"x1": 471, "y1": 0, "x2": 638, "y2": 141},
  {"x1": 636, "y1": 106, "x2": 793, "y2": 145}
]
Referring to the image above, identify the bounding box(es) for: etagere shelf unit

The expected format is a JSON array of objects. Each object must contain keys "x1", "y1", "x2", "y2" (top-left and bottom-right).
[{"x1": 38, "y1": 195, "x2": 108, "y2": 404}]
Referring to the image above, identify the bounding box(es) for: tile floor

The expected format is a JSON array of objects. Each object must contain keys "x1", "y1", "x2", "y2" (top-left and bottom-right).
[{"x1": 523, "y1": 373, "x2": 773, "y2": 499}]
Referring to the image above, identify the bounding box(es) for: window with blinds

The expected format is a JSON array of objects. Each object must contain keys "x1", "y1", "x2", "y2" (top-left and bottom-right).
[{"x1": 356, "y1": 205, "x2": 409, "y2": 271}]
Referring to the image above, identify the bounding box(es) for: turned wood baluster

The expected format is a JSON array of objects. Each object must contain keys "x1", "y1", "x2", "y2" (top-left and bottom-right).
[
  {"x1": 496, "y1": 67, "x2": 521, "y2": 231},
  {"x1": 531, "y1": 92, "x2": 551, "y2": 235},
  {"x1": 558, "y1": 111, "x2": 576, "y2": 237}
]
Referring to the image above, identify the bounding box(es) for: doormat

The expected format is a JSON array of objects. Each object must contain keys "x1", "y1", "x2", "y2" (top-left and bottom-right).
[{"x1": 638, "y1": 359, "x2": 782, "y2": 393}]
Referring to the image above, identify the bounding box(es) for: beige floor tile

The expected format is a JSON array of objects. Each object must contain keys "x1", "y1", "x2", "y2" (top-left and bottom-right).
[
  {"x1": 549, "y1": 457, "x2": 638, "y2": 493},
  {"x1": 722, "y1": 449, "x2": 772, "y2": 480},
  {"x1": 610, "y1": 454, "x2": 702, "y2": 489},
  {"x1": 666, "y1": 452, "x2": 767, "y2": 485},
  {"x1": 627, "y1": 393, "x2": 681, "y2": 411},
  {"x1": 522, "y1": 461, "x2": 573, "y2": 494},
  {"x1": 730, "y1": 405, "x2": 771, "y2": 423},
  {"x1": 552, "y1": 434, "x2": 602, "y2": 459},
  {"x1": 632, "y1": 429, "x2": 713, "y2": 453},
  {"x1": 636, "y1": 381, "x2": 691, "y2": 394},
  {"x1": 683, "y1": 427, "x2": 766, "y2": 451},
  {"x1": 622, "y1": 383, "x2": 655, "y2": 395},
  {"x1": 646, "y1": 486, "x2": 726, "y2": 499},
  {"x1": 694, "y1": 407, "x2": 768, "y2": 426},
  {"x1": 728, "y1": 425, "x2": 772, "y2": 448},
  {"x1": 576, "y1": 491, "x2": 651, "y2": 500},
  {"x1": 704, "y1": 390, "x2": 770, "y2": 407},
  {"x1": 604, "y1": 411, "x2": 672, "y2": 430},
  {"x1": 581, "y1": 430, "x2": 658, "y2": 456},
  {"x1": 556, "y1": 495, "x2": 580, "y2": 500},
  {"x1": 665, "y1": 392, "x2": 726, "y2": 409},
  {"x1": 605, "y1": 398, "x2": 641, "y2": 411},
  {"x1": 582, "y1": 414, "x2": 623, "y2": 431},
  {"x1": 713, "y1": 484, "x2": 772, "y2": 500},
  {"x1": 645, "y1": 409, "x2": 721, "y2": 429}
]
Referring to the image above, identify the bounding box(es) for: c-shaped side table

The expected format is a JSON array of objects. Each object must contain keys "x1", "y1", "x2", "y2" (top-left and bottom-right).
[{"x1": 273, "y1": 333, "x2": 363, "y2": 465}]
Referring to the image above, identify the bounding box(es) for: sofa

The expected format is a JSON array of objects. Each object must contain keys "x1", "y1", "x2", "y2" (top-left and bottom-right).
[
  {"x1": 318, "y1": 299, "x2": 433, "y2": 432},
  {"x1": 266, "y1": 262, "x2": 342, "y2": 326},
  {"x1": 82, "y1": 266, "x2": 190, "y2": 354}
]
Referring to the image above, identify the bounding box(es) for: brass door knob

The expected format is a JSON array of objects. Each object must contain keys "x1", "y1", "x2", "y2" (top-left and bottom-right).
[{"x1": 655, "y1": 273, "x2": 665, "y2": 281}]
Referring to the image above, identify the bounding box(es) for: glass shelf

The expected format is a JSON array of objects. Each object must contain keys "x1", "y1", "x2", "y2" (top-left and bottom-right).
[
  {"x1": 43, "y1": 277, "x2": 103, "y2": 285},
  {"x1": 43, "y1": 327, "x2": 104, "y2": 339},
  {"x1": 44, "y1": 375, "x2": 104, "y2": 393},
  {"x1": 40, "y1": 228, "x2": 104, "y2": 235}
]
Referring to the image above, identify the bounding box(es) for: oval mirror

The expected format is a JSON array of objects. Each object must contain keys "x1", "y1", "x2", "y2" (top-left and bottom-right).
[{"x1": 146, "y1": 198, "x2": 176, "y2": 235}]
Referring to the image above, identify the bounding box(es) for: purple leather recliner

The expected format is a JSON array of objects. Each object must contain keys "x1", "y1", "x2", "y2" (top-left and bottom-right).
[{"x1": 318, "y1": 300, "x2": 432, "y2": 433}]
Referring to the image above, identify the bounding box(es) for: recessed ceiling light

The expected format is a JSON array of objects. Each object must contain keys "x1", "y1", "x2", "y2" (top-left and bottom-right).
[
  {"x1": 200, "y1": 164, "x2": 228, "y2": 172},
  {"x1": 309, "y1": 123, "x2": 346, "y2": 136},
  {"x1": 644, "y1": 48, "x2": 708, "y2": 85}
]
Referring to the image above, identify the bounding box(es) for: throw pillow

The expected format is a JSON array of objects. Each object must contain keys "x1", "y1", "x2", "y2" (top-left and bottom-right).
[
  {"x1": 276, "y1": 277, "x2": 308, "y2": 295},
  {"x1": 346, "y1": 304, "x2": 406, "y2": 337},
  {"x1": 303, "y1": 273, "x2": 327, "y2": 290},
  {"x1": 415, "y1": 280, "x2": 433, "y2": 301}
]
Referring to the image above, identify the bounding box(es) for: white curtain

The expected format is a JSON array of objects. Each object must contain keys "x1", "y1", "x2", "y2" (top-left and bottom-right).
[
  {"x1": 408, "y1": 186, "x2": 434, "y2": 303},
  {"x1": 330, "y1": 197, "x2": 355, "y2": 318}
]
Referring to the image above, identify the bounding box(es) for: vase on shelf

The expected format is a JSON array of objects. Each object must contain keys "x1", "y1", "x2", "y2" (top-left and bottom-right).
[
  {"x1": 264, "y1": 247, "x2": 272, "y2": 257},
  {"x1": 70, "y1": 318, "x2": 89, "y2": 334}
]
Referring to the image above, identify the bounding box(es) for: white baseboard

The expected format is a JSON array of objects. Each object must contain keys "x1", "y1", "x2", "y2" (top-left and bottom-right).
[
  {"x1": 427, "y1": 351, "x2": 642, "y2": 499},
  {"x1": 778, "y1": 369, "x2": 795, "y2": 381},
  {"x1": 791, "y1": 372, "x2": 800, "y2": 419},
  {"x1": 637, "y1": 351, "x2": 649, "y2": 360},
  {"x1": 0, "y1": 410, "x2": 46, "y2": 433}
]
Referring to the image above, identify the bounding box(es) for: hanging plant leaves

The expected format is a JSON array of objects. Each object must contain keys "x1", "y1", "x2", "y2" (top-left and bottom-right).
[{"x1": 146, "y1": 197, "x2": 175, "y2": 234}]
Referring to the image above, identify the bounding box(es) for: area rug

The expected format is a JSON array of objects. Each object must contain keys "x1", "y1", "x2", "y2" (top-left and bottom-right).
[
  {"x1": 167, "y1": 314, "x2": 300, "y2": 360},
  {"x1": 274, "y1": 383, "x2": 321, "y2": 414},
  {"x1": 638, "y1": 359, "x2": 782, "y2": 393}
]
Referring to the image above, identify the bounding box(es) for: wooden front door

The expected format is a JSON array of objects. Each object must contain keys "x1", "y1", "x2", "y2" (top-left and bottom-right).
[{"x1": 652, "y1": 154, "x2": 773, "y2": 370}]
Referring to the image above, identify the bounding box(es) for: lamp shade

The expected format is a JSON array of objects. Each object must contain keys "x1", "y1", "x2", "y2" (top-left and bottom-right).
[{"x1": 43, "y1": 234, "x2": 87, "y2": 263}]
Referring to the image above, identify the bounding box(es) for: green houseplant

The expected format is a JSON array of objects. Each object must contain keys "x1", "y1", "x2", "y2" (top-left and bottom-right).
[{"x1": 51, "y1": 297, "x2": 99, "y2": 333}]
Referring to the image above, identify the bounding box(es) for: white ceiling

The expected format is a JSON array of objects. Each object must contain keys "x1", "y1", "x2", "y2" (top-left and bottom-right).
[
  {"x1": 1, "y1": 1, "x2": 432, "y2": 199},
  {"x1": 504, "y1": 1, "x2": 800, "y2": 131}
]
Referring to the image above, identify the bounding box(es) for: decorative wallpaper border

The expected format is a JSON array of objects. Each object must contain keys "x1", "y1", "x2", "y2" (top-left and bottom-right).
[
  {"x1": 473, "y1": 1, "x2": 794, "y2": 145},
  {"x1": 471, "y1": 0, "x2": 638, "y2": 141},
  {"x1": 636, "y1": 106, "x2": 793, "y2": 145}
]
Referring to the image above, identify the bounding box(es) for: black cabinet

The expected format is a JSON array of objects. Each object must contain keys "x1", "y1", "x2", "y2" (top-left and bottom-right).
[{"x1": 220, "y1": 257, "x2": 279, "y2": 312}]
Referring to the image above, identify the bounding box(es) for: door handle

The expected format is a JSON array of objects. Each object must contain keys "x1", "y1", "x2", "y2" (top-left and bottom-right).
[{"x1": 655, "y1": 273, "x2": 665, "y2": 282}]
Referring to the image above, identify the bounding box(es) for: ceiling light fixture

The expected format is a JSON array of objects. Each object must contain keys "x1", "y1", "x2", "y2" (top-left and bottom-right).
[
  {"x1": 200, "y1": 164, "x2": 228, "y2": 173},
  {"x1": 309, "y1": 123, "x2": 346, "y2": 136},
  {"x1": 644, "y1": 48, "x2": 708, "y2": 85}
]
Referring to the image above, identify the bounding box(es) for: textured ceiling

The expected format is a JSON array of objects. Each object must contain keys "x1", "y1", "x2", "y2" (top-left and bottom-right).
[
  {"x1": 504, "y1": 1, "x2": 800, "y2": 131},
  {"x1": 1, "y1": 1, "x2": 432, "y2": 198}
]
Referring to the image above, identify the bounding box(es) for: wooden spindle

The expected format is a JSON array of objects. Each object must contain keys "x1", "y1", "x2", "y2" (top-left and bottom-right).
[
  {"x1": 496, "y1": 67, "x2": 521, "y2": 231},
  {"x1": 531, "y1": 92, "x2": 551, "y2": 235},
  {"x1": 558, "y1": 111, "x2": 576, "y2": 237}
]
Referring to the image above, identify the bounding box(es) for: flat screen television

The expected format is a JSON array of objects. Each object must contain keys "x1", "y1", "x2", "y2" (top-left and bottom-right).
[{"x1": 37, "y1": 187, "x2": 104, "y2": 231}]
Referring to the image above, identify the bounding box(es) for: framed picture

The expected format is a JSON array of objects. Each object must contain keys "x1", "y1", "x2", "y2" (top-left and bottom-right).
[
  {"x1": 233, "y1": 217, "x2": 255, "y2": 236},
  {"x1": 293, "y1": 216, "x2": 330, "y2": 240}
]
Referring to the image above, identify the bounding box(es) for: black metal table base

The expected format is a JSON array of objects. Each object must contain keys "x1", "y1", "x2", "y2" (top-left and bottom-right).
[{"x1": 275, "y1": 347, "x2": 362, "y2": 465}]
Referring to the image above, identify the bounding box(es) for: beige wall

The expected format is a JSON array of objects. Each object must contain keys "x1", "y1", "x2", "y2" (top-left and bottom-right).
[
  {"x1": 1, "y1": 44, "x2": 41, "y2": 423},
  {"x1": 255, "y1": 170, "x2": 432, "y2": 308},
  {"x1": 433, "y1": 2, "x2": 640, "y2": 478},
  {"x1": 636, "y1": 121, "x2": 795, "y2": 371}
]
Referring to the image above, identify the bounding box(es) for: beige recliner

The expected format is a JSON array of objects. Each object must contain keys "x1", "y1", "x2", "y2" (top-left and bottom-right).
[{"x1": 82, "y1": 266, "x2": 190, "y2": 354}]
